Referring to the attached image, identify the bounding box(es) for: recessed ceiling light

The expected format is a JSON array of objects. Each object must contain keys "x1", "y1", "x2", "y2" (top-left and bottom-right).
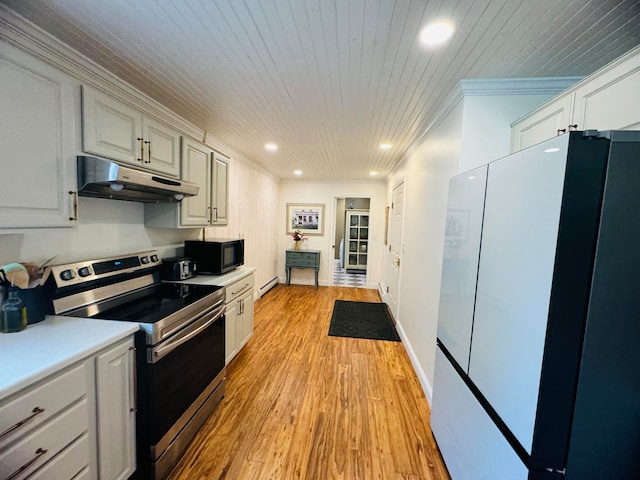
[
  {"x1": 369, "y1": 171, "x2": 379, "y2": 176},
  {"x1": 419, "y1": 21, "x2": 454, "y2": 46},
  {"x1": 294, "y1": 170, "x2": 303, "y2": 176},
  {"x1": 379, "y1": 143, "x2": 392, "y2": 150},
  {"x1": 265, "y1": 143, "x2": 278, "y2": 151}
]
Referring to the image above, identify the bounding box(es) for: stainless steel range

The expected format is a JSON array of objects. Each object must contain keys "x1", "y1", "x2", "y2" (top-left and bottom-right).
[{"x1": 47, "y1": 250, "x2": 226, "y2": 480}]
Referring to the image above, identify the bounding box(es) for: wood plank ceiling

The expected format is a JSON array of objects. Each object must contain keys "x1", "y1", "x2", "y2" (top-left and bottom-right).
[{"x1": 2, "y1": 0, "x2": 639, "y2": 180}]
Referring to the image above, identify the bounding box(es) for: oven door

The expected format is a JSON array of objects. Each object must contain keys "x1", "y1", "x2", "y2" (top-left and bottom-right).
[{"x1": 137, "y1": 303, "x2": 225, "y2": 479}]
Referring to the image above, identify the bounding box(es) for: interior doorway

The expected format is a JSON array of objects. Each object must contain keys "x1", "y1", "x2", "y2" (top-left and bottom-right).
[{"x1": 332, "y1": 197, "x2": 370, "y2": 287}]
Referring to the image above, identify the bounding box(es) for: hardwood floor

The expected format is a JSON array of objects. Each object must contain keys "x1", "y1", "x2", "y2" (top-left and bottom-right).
[{"x1": 169, "y1": 285, "x2": 450, "y2": 480}]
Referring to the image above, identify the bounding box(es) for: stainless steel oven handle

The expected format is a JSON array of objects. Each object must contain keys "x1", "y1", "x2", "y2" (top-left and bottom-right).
[{"x1": 150, "y1": 304, "x2": 225, "y2": 363}]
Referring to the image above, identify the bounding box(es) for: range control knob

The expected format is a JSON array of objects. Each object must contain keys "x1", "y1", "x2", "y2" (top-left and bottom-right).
[
  {"x1": 150, "y1": 254, "x2": 159, "y2": 263},
  {"x1": 60, "y1": 269, "x2": 76, "y2": 281},
  {"x1": 140, "y1": 256, "x2": 150, "y2": 264},
  {"x1": 78, "y1": 267, "x2": 91, "y2": 277}
]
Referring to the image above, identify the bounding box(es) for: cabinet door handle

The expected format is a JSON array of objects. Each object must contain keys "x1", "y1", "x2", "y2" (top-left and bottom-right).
[
  {"x1": 144, "y1": 140, "x2": 151, "y2": 163},
  {"x1": 6, "y1": 447, "x2": 48, "y2": 480},
  {"x1": 207, "y1": 206, "x2": 213, "y2": 224},
  {"x1": 556, "y1": 128, "x2": 566, "y2": 136},
  {"x1": 568, "y1": 124, "x2": 578, "y2": 131},
  {"x1": 137, "y1": 137, "x2": 144, "y2": 162},
  {"x1": 213, "y1": 207, "x2": 218, "y2": 222},
  {"x1": 68, "y1": 191, "x2": 78, "y2": 221},
  {"x1": 0, "y1": 407, "x2": 45, "y2": 439}
]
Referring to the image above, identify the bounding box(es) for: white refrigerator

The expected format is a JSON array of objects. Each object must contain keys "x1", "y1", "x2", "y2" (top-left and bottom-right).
[{"x1": 431, "y1": 130, "x2": 640, "y2": 480}]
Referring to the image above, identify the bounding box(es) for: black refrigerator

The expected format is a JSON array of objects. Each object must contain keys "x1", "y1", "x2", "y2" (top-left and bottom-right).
[{"x1": 431, "y1": 130, "x2": 640, "y2": 480}]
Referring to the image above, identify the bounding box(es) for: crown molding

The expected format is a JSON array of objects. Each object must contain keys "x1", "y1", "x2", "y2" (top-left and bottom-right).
[{"x1": 393, "y1": 75, "x2": 583, "y2": 173}]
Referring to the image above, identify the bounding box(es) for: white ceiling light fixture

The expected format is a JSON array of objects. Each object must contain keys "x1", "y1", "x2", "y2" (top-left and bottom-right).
[
  {"x1": 379, "y1": 143, "x2": 392, "y2": 150},
  {"x1": 294, "y1": 170, "x2": 303, "y2": 176},
  {"x1": 265, "y1": 143, "x2": 278, "y2": 151},
  {"x1": 419, "y1": 21, "x2": 454, "y2": 47},
  {"x1": 369, "y1": 171, "x2": 379, "y2": 177}
]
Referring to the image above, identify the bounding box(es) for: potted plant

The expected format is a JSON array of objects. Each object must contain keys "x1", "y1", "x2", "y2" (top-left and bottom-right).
[{"x1": 291, "y1": 230, "x2": 307, "y2": 250}]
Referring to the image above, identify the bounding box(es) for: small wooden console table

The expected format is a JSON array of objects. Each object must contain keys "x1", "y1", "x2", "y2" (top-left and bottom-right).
[{"x1": 285, "y1": 249, "x2": 320, "y2": 287}]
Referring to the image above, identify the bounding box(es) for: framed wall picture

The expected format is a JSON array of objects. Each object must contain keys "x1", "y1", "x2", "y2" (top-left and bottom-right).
[{"x1": 286, "y1": 203, "x2": 325, "y2": 236}]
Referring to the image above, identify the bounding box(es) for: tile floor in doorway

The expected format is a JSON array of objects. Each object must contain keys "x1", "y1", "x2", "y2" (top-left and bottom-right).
[{"x1": 333, "y1": 259, "x2": 367, "y2": 287}]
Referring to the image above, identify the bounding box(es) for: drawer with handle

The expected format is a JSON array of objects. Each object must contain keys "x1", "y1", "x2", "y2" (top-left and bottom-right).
[
  {"x1": 286, "y1": 252, "x2": 319, "y2": 266},
  {"x1": 26, "y1": 432, "x2": 89, "y2": 480},
  {"x1": 0, "y1": 364, "x2": 87, "y2": 449},
  {"x1": 0, "y1": 399, "x2": 89, "y2": 480},
  {"x1": 226, "y1": 274, "x2": 254, "y2": 304}
]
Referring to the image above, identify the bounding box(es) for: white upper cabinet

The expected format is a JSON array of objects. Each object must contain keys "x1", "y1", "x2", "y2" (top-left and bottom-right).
[
  {"x1": 511, "y1": 47, "x2": 640, "y2": 152},
  {"x1": 0, "y1": 42, "x2": 78, "y2": 228},
  {"x1": 180, "y1": 137, "x2": 212, "y2": 226},
  {"x1": 82, "y1": 86, "x2": 180, "y2": 177},
  {"x1": 145, "y1": 140, "x2": 231, "y2": 229},
  {"x1": 82, "y1": 86, "x2": 142, "y2": 164},
  {"x1": 510, "y1": 93, "x2": 575, "y2": 153},
  {"x1": 211, "y1": 152, "x2": 229, "y2": 225},
  {"x1": 572, "y1": 55, "x2": 640, "y2": 132},
  {"x1": 142, "y1": 116, "x2": 181, "y2": 177}
]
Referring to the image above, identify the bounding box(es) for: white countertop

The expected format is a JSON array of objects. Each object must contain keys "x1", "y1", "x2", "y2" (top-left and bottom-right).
[
  {"x1": 177, "y1": 266, "x2": 256, "y2": 287},
  {"x1": 0, "y1": 316, "x2": 139, "y2": 400}
]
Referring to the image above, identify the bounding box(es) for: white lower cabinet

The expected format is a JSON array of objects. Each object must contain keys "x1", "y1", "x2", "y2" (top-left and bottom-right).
[
  {"x1": 225, "y1": 300, "x2": 239, "y2": 364},
  {"x1": 237, "y1": 288, "x2": 254, "y2": 350},
  {"x1": 95, "y1": 337, "x2": 136, "y2": 480},
  {"x1": 0, "y1": 336, "x2": 135, "y2": 480},
  {"x1": 223, "y1": 271, "x2": 255, "y2": 365}
]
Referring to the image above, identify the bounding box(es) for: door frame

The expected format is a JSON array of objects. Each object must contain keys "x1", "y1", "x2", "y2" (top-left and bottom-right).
[{"x1": 329, "y1": 195, "x2": 371, "y2": 287}]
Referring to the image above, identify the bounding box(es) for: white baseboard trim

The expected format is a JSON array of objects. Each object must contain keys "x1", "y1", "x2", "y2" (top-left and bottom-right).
[
  {"x1": 395, "y1": 320, "x2": 434, "y2": 405},
  {"x1": 257, "y1": 275, "x2": 279, "y2": 298}
]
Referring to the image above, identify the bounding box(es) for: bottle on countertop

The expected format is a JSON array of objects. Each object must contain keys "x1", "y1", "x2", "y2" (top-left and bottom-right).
[{"x1": 1, "y1": 286, "x2": 27, "y2": 333}]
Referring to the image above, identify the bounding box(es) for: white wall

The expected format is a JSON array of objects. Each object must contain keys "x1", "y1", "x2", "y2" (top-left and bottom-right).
[
  {"x1": 382, "y1": 81, "x2": 572, "y2": 403},
  {"x1": 0, "y1": 198, "x2": 199, "y2": 265},
  {"x1": 383, "y1": 102, "x2": 464, "y2": 401},
  {"x1": 278, "y1": 180, "x2": 386, "y2": 288},
  {"x1": 459, "y1": 94, "x2": 556, "y2": 173}
]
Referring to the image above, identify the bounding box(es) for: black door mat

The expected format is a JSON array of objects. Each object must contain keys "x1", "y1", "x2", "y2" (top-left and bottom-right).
[{"x1": 328, "y1": 300, "x2": 400, "y2": 341}]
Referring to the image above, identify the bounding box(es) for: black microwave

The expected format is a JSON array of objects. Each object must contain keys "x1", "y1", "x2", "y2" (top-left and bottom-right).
[{"x1": 184, "y1": 239, "x2": 244, "y2": 275}]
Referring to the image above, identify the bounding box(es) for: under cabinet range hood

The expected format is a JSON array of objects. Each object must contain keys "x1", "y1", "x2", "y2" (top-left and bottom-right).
[{"x1": 77, "y1": 156, "x2": 199, "y2": 203}]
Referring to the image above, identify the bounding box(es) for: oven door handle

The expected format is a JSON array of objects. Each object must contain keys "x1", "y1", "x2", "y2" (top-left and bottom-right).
[{"x1": 150, "y1": 304, "x2": 225, "y2": 363}]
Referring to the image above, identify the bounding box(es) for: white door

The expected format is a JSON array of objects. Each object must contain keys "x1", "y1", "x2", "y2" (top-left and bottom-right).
[{"x1": 387, "y1": 181, "x2": 405, "y2": 319}]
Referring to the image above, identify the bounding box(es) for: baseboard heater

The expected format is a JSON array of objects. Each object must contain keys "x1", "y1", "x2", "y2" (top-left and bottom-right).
[{"x1": 258, "y1": 275, "x2": 279, "y2": 297}]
